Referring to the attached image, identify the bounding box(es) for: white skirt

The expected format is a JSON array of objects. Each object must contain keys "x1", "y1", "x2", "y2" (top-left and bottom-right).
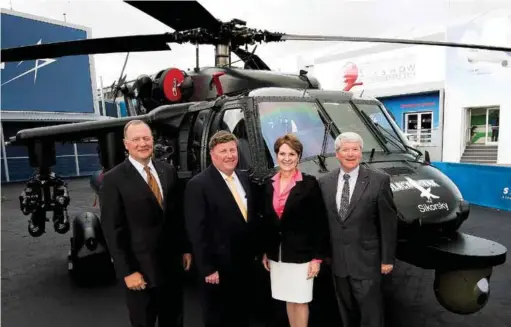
[{"x1": 269, "y1": 259, "x2": 314, "y2": 303}]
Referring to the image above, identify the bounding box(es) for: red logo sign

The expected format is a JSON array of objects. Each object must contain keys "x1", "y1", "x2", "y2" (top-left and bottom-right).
[
  {"x1": 342, "y1": 62, "x2": 363, "y2": 91},
  {"x1": 163, "y1": 68, "x2": 185, "y2": 102}
]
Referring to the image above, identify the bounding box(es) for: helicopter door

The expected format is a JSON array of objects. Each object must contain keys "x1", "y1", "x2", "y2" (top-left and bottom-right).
[{"x1": 208, "y1": 108, "x2": 253, "y2": 172}]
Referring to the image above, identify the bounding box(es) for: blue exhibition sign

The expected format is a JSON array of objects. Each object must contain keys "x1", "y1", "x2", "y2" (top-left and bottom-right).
[
  {"x1": 1, "y1": 12, "x2": 95, "y2": 113},
  {"x1": 433, "y1": 161, "x2": 511, "y2": 212}
]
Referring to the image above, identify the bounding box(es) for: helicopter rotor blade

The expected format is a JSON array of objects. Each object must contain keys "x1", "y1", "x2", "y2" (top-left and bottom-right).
[
  {"x1": 124, "y1": 0, "x2": 221, "y2": 31},
  {"x1": 277, "y1": 34, "x2": 511, "y2": 53},
  {"x1": 1, "y1": 34, "x2": 172, "y2": 63},
  {"x1": 3, "y1": 28, "x2": 510, "y2": 64}
]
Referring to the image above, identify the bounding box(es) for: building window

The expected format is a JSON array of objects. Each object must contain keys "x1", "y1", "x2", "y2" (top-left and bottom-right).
[{"x1": 404, "y1": 112, "x2": 433, "y2": 144}]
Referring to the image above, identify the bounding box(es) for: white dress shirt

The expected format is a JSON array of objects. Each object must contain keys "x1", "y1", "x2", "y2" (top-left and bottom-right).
[
  {"x1": 217, "y1": 169, "x2": 247, "y2": 209},
  {"x1": 336, "y1": 165, "x2": 360, "y2": 212},
  {"x1": 129, "y1": 156, "x2": 163, "y2": 197}
]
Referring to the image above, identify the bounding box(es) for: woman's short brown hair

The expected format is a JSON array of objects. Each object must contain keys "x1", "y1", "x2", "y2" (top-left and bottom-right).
[{"x1": 274, "y1": 133, "x2": 303, "y2": 158}]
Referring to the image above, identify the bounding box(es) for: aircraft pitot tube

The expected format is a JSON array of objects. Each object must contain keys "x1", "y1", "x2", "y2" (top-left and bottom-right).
[{"x1": 19, "y1": 171, "x2": 71, "y2": 237}]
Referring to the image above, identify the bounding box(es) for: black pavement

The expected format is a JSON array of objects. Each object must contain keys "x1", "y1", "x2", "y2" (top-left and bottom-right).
[{"x1": 2, "y1": 178, "x2": 510, "y2": 327}]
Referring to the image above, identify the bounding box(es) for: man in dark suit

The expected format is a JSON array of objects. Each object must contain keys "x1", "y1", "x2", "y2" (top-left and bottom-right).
[
  {"x1": 318, "y1": 131, "x2": 397, "y2": 327},
  {"x1": 184, "y1": 130, "x2": 259, "y2": 327},
  {"x1": 100, "y1": 120, "x2": 192, "y2": 327}
]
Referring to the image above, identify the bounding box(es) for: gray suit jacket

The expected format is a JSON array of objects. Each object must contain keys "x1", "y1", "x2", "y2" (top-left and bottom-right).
[{"x1": 318, "y1": 164, "x2": 398, "y2": 279}]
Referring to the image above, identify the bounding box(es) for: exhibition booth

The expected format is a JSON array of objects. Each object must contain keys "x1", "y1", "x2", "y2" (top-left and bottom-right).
[{"x1": 273, "y1": 11, "x2": 511, "y2": 210}]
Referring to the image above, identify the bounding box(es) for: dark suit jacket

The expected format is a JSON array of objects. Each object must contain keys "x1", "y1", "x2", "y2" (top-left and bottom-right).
[
  {"x1": 99, "y1": 158, "x2": 190, "y2": 287},
  {"x1": 184, "y1": 165, "x2": 258, "y2": 278},
  {"x1": 318, "y1": 165, "x2": 398, "y2": 279},
  {"x1": 260, "y1": 172, "x2": 329, "y2": 264}
]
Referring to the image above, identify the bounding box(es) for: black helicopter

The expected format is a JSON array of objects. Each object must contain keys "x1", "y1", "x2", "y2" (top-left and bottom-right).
[{"x1": 1, "y1": 0, "x2": 508, "y2": 316}]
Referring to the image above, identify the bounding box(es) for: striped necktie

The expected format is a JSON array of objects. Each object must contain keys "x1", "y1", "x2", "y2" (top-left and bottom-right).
[
  {"x1": 226, "y1": 175, "x2": 247, "y2": 221},
  {"x1": 144, "y1": 165, "x2": 163, "y2": 207}
]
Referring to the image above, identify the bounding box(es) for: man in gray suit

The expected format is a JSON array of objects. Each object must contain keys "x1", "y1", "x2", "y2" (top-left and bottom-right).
[{"x1": 318, "y1": 131, "x2": 397, "y2": 327}]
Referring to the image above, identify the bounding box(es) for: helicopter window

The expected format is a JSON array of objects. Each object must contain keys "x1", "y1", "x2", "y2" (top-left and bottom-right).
[
  {"x1": 356, "y1": 103, "x2": 410, "y2": 152},
  {"x1": 220, "y1": 108, "x2": 252, "y2": 170},
  {"x1": 320, "y1": 102, "x2": 386, "y2": 153},
  {"x1": 258, "y1": 101, "x2": 335, "y2": 167}
]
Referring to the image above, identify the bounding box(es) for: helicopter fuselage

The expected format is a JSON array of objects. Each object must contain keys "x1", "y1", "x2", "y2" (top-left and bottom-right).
[{"x1": 12, "y1": 75, "x2": 506, "y2": 315}]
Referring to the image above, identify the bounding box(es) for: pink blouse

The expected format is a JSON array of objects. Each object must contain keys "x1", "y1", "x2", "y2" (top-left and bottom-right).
[
  {"x1": 271, "y1": 169, "x2": 321, "y2": 263},
  {"x1": 272, "y1": 169, "x2": 303, "y2": 219}
]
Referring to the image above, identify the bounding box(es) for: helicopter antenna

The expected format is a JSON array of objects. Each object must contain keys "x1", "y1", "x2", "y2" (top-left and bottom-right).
[
  {"x1": 110, "y1": 52, "x2": 130, "y2": 101},
  {"x1": 299, "y1": 69, "x2": 313, "y2": 96},
  {"x1": 195, "y1": 43, "x2": 200, "y2": 72},
  {"x1": 228, "y1": 41, "x2": 232, "y2": 68}
]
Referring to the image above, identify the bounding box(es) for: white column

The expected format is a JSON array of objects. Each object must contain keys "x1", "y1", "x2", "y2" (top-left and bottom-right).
[
  {"x1": 1, "y1": 123, "x2": 10, "y2": 182},
  {"x1": 74, "y1": 143, "x2": 80, "y2": 176},
  {"x1": 100, "y1": 76, "x2": 106, "y2": 116},
  {"x1": 497, "y1": 102, "x2": 511, "y2": 164}
]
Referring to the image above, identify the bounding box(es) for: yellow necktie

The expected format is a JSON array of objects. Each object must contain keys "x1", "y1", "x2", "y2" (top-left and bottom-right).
[
  {"x1": 144, "y1": 165, "x2": 163, "y2": 207},
  {"x1": 226, "y1": 175, "x2": 247, "y2": 221}
]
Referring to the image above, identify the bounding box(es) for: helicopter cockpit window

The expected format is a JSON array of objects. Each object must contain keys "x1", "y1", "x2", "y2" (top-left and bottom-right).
[
  {"x1": 258, "y1": 101, "x2": 335, "y2": 167},
  {"x1": 356, "y1": 103, "x2": 410, "y2": 152},
  {"x1": 319, "y1": 102, "x2": 385, "y2": 153},
  {"x1": 220, "y1": 108, "x2": 252, "y2": 170}
]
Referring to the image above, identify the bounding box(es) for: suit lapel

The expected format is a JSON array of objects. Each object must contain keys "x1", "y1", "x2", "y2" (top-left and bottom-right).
[
  {"x1": 236, "y1": 169, "x2": 252, "y2": 223},
  {"x1": 264, "y1": 178, "x2": 279, "y2": 222},
  {"x1": 280, "y1": 180, "x2": 304, "y2": 220},
  {"x1": 266, "y1": 175, "x2": 305, "y2": 222},
  {"x1": 208, "y1": 166, "x2": 247, "y2": 224},
  {"x1": 123, "y1": 159, "x2": 165, "y2": 211},
  {"x1": 344, "y1": 165, "x2": 369, "y2": 220},
  {"x1": 327, "y1": 168, "x2": 341, "y2": 221}
]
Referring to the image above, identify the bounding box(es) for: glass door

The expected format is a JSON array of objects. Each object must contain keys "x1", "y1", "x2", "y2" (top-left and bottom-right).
[
  {"x1": 486, "y1": 108, "x2": 500, "y2": 145},
  {"x1": 405, "y1": 113, "x2": 419, "y2": 143},
  {"x1": 404, "y1": 112, "x2": 433, "y2": 145}
]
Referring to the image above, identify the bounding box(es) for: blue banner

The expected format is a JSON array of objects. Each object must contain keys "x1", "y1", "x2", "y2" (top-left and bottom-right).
[
  {"x1": 1, "y1": 12, "x2": 95, "y2": 113},
  {"x1": 432, "y1": 162, "x2": 511, "y2": 212}
]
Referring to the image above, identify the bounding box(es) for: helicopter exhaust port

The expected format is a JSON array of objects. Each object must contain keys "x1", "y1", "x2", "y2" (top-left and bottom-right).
[{"x1": 433, "y1": 267, "x2": 492, "y2": 314}]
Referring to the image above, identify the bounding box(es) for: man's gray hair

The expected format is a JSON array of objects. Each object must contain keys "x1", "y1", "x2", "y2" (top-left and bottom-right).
[
  {"x1": 335, "y1": 132, "x2": 364, "y2": 151},
  {"x1": 124, "y1": 119, "x2": 151, "y2": 138}
]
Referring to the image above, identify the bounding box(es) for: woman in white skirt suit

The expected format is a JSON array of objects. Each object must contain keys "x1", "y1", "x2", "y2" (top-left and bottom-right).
[{"x1": 260, "y1": 133, "x2": 329, "y2": 327}]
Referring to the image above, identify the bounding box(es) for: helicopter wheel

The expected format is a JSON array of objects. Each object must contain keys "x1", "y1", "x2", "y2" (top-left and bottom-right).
[{"x1": 68, "y1": 237, "x2": 116, "y2": 287}]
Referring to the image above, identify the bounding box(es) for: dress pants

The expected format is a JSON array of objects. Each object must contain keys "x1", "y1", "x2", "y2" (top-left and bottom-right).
[
  {"x1": 200, "y1": 259, "x2": 255, "y2": 327},
  {"x1": 125, "y1": 281, "x2": 183, "y2": 327},
  {"x1": 333, "y1": 275, "x2": 383, "y2": 327}
]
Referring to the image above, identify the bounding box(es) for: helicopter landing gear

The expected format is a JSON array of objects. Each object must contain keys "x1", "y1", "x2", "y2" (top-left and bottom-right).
[{"x1": 67, "y1": 212, "x2": 116, "y2": 286}]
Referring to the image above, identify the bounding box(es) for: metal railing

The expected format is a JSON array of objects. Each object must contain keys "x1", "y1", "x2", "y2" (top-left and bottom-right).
[{"x1": 403, "y1": 128, "x2": 439, "y2": 146}]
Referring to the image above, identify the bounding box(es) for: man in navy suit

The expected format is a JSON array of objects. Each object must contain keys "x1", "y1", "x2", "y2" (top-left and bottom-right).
[{"x1": 184, "y1": 130, "x2": 259, "y2": 327}]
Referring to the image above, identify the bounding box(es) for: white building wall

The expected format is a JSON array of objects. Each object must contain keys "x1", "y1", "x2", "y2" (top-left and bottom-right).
[
  {"x1": 497, "y1": 103, "x2": 511, "y2": 164},
  {"x1": 268, "y1": 14, "x2": 511, "y2": 165},
  {"x1": 312, "y1": 43, "x2": 445, "y2": 96},
  {"x1": 443, "y1": 10, "x2": 511, "y2": 165}
]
